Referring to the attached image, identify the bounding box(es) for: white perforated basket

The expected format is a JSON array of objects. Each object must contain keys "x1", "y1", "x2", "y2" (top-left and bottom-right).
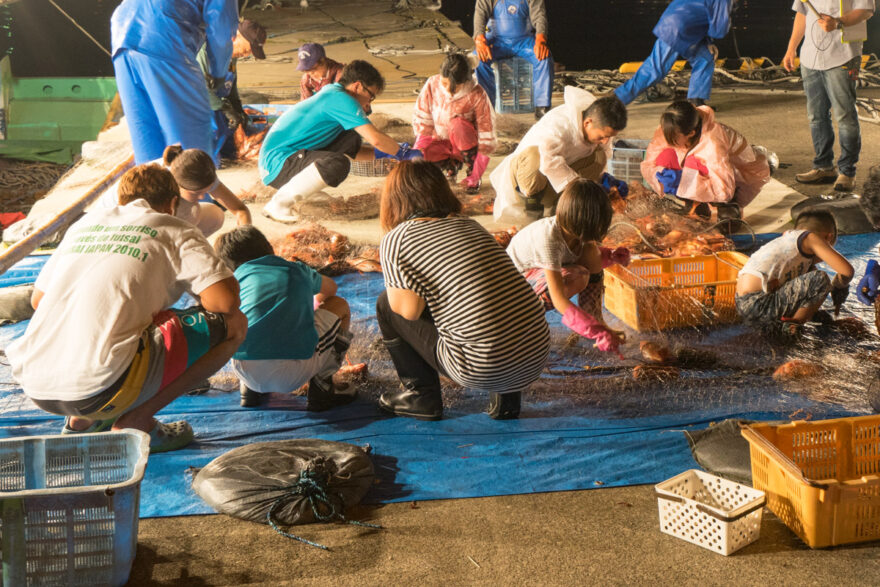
[
  {"x1": 350, "y1": 158, "x2": 398, "y2": 177},
  {"x1": 655, "y1": 469, "x2": 765, "y2": 556}
]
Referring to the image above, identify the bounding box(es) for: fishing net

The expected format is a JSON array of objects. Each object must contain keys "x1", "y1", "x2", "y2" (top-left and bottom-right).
[{"x1": 0, "y1": 161, "x2": 71, "y2": 215}]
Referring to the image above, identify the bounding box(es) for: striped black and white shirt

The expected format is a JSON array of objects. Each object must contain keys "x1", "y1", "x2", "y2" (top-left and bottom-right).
[{"x1": 380, "y1": 216, "x2": 550, "y2": 392}]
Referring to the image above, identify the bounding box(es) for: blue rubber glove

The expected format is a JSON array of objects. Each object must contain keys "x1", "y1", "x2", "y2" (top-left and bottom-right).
[
  {"x1": 655, "y1": 168, "x2": 682, "y2": 196},
  {"x1": 857, "y1": 260, "x2": 880, "y2": 305},
  {"x1": 600, "y1": 172, "x2": 629, "y2": 198},
  {"x1": 374, "y1": 142, "x2": 423, "y2": 161}
]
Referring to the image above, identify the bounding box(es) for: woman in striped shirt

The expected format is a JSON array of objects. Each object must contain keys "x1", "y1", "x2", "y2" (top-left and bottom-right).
[{"x1": 377, "y1": 160, "x2": 550, "y2": 420}]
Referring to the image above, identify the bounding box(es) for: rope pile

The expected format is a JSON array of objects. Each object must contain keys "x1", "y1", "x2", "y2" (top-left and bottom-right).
[{"x1": 0, "y1": 161, "x2": 71, "y2": 214}]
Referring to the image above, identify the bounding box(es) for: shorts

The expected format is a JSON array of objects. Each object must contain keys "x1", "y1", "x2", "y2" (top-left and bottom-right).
[
  {"x1": 231, "y1": 308, "x2": 344, "y2": 394},
  {"x1": 268, "y1": 130, "x2": 362, "y2": 189},
  {"x1": 523, "y1": 265, "x2": 590, "y2": 312},
  {"x1": 735, "y1": 270, "x2": 832, "y2": 323},
  {"x1": 30, "y1": 307, "x2": 226, "y2": 419}
]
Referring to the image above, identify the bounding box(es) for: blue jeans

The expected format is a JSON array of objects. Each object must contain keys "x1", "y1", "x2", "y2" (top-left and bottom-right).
[
  {"x1": 802, "y1": 57, "x2": 861, "y2": 177},
  {"x1": 614, "y1": 38, "x2": 715, "y2": 105}
]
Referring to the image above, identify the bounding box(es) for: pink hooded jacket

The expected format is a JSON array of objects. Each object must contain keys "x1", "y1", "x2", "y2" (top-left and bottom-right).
[
  {"x1": 413, "y1": 75, "x2": 496, "y2": 154},
  {"x1": 641, "y1": 106, "x2": 770, "y2": 206}
]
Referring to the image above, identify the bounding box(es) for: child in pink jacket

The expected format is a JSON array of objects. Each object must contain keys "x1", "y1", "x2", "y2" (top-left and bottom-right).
[
  {"x1": 413, "y1": 53, "x2": 496, "y2": 194},
  {"x1": 641, "y1": 100, "x2": 770, "y2": 221}
]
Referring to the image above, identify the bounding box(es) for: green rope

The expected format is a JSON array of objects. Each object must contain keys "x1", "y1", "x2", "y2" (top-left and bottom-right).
[{"x1": 265, "y1": 464, "x2": 381, "y2": 550}]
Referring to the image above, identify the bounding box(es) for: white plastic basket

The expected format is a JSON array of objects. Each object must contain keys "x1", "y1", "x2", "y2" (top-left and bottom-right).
[
  {"x1": 655, "y1": 469, "x2": 765, "y2": 556},
  {"x1": 0, "y1": 430, "x2": 150, "y2": 586},
  {"x1": 608, "y1": 138, "x2": 651, "y2": 185}
]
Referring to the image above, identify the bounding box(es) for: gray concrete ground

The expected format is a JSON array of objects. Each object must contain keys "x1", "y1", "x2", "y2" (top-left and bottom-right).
[{"x1": 20, "y1": 1, "x2": 880, "y2": 583}]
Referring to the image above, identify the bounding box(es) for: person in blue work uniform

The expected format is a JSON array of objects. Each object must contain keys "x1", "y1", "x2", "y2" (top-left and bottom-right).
[
  {"x1": 614, "y1": 0, "x2": 733, "y2": 107},
  {"x1": 473, "y1": 0, "x2": 554, "y2": 119},
  {"x1": 111, "y1": 0, "x2": 239, "y2": 164}
]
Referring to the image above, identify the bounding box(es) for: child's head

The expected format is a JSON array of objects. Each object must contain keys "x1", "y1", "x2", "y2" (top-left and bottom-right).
[
  {"x1": 162, "y1": 145, "x2": 218, "y2": 201},
  {"x1": 440, "y1": 53, "x2": 472, "y2": 94},
  {"x1": 214, "y1": 225, "x2": 275, "y2": 270},
  {"x1": 661, "y1": 101, "x2": 703, "y2": 149},
  {"x1": 795, "y1": 209, "x2": 838, "y2": 244},
  {"x1": 380, "y1": 160, "x2": 462, "y2": 232},
  {"x1": 118, "y1": 164, "x2": 179, "y2": 214},
  {"x1": 581, "y1": 96, "x2": 627, "y2": 145},
  {"x1": 556, "y1": 178, "x2": 613, "y2": 243}
]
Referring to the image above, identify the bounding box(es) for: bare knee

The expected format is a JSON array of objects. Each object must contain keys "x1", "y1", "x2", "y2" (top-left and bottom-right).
[{"x1": 319, "y1": 295, "x2": 351, "y2": 330}]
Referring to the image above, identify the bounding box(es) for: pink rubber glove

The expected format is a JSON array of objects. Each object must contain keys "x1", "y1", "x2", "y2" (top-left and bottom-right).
[
  {"x1": 561, "y1": 305, "x2": 622, "y2": 357},
  {"x1": 460, "y1": 152, "x2": 490, "y2": 189},
  {"x1": 600, "y1": 246, "x2": 631, "y2": 268},
  {"x1": 655, "y1": 148, "x2": 681, "y2": 170}
]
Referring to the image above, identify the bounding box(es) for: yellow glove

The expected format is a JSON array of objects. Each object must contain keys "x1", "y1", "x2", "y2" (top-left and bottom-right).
[
  {"x1": 475, "y1": 34, "x2": 492, "y2": 62},
  {"x1": 534, "y1": 34, "x2": 549, "y2": 61}
]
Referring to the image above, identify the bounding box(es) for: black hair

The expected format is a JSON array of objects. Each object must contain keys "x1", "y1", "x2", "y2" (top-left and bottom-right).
[
  {"x1": 214, "y1": 225, "x2": 275, "y2": 270},
  {"x1": 794, "y1": 209, "x2": 838, "y2": 244},
  {"x1": 584, "y1": 96, "x2": 628, "y2": 131},
  {"x1": 440, "y1": 53, "x2": 471, "y2": 94},
  {"x1": 556, "y1": 178, "x2": 613, "y2": 242},
  {"x1": 162, "y1": 145, "x2": 217, "y2": 191},
  {"x1": 661, "y1": 100, "x2": 703, "y2": 148},
  {"x1": 860, "y1": 165, "x2": 880, "y2": 229},
  {"x1": 338, "y1": 60, "x2": 386, "y2": 93}
]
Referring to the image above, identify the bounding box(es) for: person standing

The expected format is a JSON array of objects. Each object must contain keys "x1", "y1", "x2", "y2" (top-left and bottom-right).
[
  {"x1": 783, "y1": 0, "x2": 874, "y2": 192},
  {"x1": 111, "y1": 0, "x2": 239, "y2": 163},
  {"x1": 473, "y1": 0, "x2": 553, "y2": 119},
  {"x1": 614, "y1": 0, "x2": 732, "y2": 107}
]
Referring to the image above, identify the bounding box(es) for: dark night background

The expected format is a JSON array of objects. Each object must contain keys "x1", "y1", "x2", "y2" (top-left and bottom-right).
[{"x1": 1, "y1": 0, "x2": 878, "y2": 77}]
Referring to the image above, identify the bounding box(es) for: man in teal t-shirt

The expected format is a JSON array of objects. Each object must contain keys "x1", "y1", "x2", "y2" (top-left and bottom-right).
[
  {"x1": 257, "y1": 60, "x2": 420, "y2": 223},
  {"x1": 215, "y1": 226, "x2": 358, "y2": 410}
]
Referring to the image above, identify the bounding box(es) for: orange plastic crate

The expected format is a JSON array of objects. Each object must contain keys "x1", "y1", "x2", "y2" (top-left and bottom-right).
[
  {"x1": 603, "y1": 251, "x2": 747, "y2": 332},
  {"x1": 741, "y1": 416, "x2": 880, "y2": 548}
]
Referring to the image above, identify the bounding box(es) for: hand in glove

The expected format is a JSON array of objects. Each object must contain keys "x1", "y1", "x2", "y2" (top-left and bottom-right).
[
  {"x1": 683, "y1": 155, "x2": 709, "y2": 176},
  {"x1": 475, "y1": 34, "x2": 493, "y2": 62},
  {"x1": 374, "y1": 142, "x2": 423, "y2": 160},
  {"x1": 654, "y1": 148, "x2": 681, "y2": 170},
  {"x1": 600, "y1": 246, "x2": 631, "y2": 268},
  {"x1": 600, "y1": 172, "x2": 629, "y2": 198},
  {"x1": 655, "y1": 168, "x2": 682, "y2": 195},
  {"x1": 561, "y1": 305, "x2": 623, "y2": 358},
  {"x1": 533, "y1": 34, "x2": 550, "y2": 60},
  {"x1": 857, "y1": 260, "x2": 880, "y2": 305}
]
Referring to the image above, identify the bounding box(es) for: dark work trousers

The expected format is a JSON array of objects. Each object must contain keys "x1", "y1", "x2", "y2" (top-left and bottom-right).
[
  {"x1": 375, "y1": 290, "x2": 446, "y2": 376},
  {"x1": 268, "y1": 129, "x2": 363, "y2": 188}
]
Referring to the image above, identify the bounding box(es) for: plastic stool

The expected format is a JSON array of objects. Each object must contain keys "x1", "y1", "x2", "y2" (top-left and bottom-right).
[{"x1": 493, "y1": 57, "x2": 534, "y2": 114}]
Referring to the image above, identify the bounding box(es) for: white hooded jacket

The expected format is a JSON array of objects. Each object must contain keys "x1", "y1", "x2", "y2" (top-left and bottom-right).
[{"x1": 490, "y1": 86, "x2": 611, "y2": 225}]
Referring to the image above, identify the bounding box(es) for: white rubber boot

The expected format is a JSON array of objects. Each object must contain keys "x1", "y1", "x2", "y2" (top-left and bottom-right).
[{"x1": 263, "y1": 163, "x2": 330, "y2": 223}]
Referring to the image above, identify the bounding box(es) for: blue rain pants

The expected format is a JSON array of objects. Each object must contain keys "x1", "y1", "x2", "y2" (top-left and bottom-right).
[
  {"x1": 475, "y1": 0, "x2": 553, "y2": 108},
  {"x1": 613, "y1": 38, "x2": 715, "y2": 105}
]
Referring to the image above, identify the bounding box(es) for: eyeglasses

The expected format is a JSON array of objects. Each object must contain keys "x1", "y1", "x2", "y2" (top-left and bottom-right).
[{"x1": 362, "y1": 84, "x2": 376, "y2": 102}]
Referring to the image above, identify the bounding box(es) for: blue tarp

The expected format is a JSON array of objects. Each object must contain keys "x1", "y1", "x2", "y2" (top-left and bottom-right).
[{"x1": 1, "y1": 233, "x2": 878, "y2": 518}]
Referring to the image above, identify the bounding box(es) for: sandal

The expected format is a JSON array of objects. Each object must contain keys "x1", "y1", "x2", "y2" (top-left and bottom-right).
[
  {"x1": 61, "y1": 416, "x2": 116, "y2": 435},
  {"x1": 148, "y1": 420, "x2": 194, "y2": 454}
]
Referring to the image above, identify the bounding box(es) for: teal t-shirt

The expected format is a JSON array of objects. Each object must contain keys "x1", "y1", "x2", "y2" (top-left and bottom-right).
[
  {"x1": 232, "y1": 255, "x2": 324, "y2": 361},
  {"x1": 258, "y1": 83, "x2": 371, "y2": 185}
]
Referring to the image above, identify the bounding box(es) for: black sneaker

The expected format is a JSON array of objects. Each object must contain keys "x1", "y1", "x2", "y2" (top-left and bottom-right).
[
  {"x1": 487, "y1": 391, "x2": 521, "y2": 420},
  {"x1": 307, "y1": 378, "x2": 358, "y2": 411}
]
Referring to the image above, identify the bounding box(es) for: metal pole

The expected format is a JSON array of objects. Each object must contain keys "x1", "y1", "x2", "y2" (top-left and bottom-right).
[{"x1": 0, "y1": 154, "x2": 135, "y2": 275}]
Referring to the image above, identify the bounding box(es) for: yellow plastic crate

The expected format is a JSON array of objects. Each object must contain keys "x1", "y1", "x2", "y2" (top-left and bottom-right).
[
  {"x1": 741, "y1": 416, "x2": 880, "y2": 548},
  {"x1": 603, "y1": 251, "x2": 747, "y2": 332}
]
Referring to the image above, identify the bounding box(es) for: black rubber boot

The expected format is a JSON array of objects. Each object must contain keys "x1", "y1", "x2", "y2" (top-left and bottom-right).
[
  {"x1": 487, "y1": 391, "x2": 521, "y2": 420},
  {"x1": 379, "y1": 337, "x2": 443, "y2": 421},
  {"x1": 534, "y1": 106, "x2": 549, "y2": 120},
  {"x1": 307, "y1": 331, "x2": 358, "y2": 411},
  {"x1": 240, "y1": 382, "x2": 263, "y2": 408}
]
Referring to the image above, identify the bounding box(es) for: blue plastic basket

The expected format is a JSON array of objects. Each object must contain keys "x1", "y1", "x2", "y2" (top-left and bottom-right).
[
  {"x1": 493, "y1": 58, "x2": 534, "y2": 114},
  {"x1": 0, "y1": 430, "x2": 150, "y2": 587}
]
